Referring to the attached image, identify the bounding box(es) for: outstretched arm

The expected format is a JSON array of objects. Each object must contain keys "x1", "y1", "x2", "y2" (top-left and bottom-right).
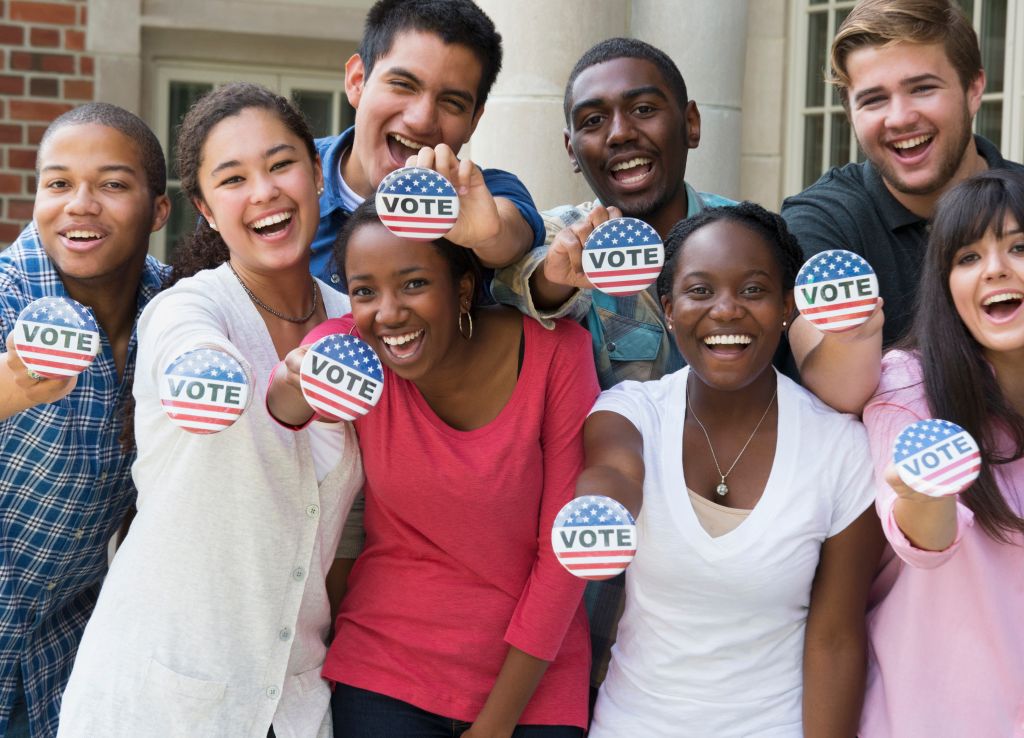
[
  {"x1": 577, "y1": 409, "x2": 645, "y2": 518},
  {"x1": 802, "y1": 506, "x2": 885, "y2": 737},
  {"x1": 790, "y1": 301, "x2": 884, "y2": 415}
]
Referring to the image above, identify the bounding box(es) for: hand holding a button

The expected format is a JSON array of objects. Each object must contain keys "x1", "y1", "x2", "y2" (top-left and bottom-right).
[
  {"x1": 544, "y1": 204, "x2": 624, "y2": 292},
  {"x1": 1, "y1": 329, "x2": 78, "y2": 418},
  {"x1": 267, "y1": 343, "x2": 316, "y2": 427},
  {"x1": 406, "y1": 144, "x2": 501, "y2": 255}
]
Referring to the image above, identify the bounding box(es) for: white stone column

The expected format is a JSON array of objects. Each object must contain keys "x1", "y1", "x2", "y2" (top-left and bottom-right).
[
  {"x1": 89, "y1": 0, "x2": 143, "y2": 113},
  {"x1": 630, "y1": 0, "x2": 750, "y2": 200},
  {"x1": 740, "y1": 0, "x2": 788, "y2": 209},
  {"x1": 472, "y1": 0, "x2": 628, "y2": 211}
]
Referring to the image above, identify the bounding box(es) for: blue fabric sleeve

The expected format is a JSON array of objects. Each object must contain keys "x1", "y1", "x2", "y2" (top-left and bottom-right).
[{"x1": 481, "y1": 167, "x2": 545, "y2": 250}]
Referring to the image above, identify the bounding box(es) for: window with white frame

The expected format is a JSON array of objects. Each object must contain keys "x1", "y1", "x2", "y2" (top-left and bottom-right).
[
  {"x1": 788, "y1": 0, "x2": 1017, "y2": 195},
  {"x1": 152, "y1": 63, "x2": 354, "y2": 261}
]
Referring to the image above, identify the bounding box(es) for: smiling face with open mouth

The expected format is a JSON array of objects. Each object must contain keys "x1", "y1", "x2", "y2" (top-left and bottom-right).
[
  {"x1": 344, "y1": 220, "x2": 474, "y2": 382},
  {"x1": 341, "y1": 30, "x2": 485, "y2": 199},
  {"x1": 949, "y1": 215, "x2": 1024, "y2": 358},
  {"x1": 34, "y1": 122, "x2": 168, "y2": 286},
  {"x1": 846, "y1": 41, "x2": 984, "y2": 203},
  {"x1": 661, "y1": 219, "x2": 793, "y2": 392},
  {"x1": 195, "y1": 106, "x2": 322, "y2": 276},
  {"x1": 566, "y1": 56, "x2": 698, "y2": 237}
]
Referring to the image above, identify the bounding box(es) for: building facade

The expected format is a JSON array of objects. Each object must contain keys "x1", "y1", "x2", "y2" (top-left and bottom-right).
[{"x1": 1, "y1": 0, "x2": 1019, "y2": 258}]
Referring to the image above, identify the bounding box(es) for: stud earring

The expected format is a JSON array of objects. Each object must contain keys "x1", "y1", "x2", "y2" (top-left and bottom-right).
[
  {"x1": 317, "y1": 185, "x2": 324, "y2": 196},
  {"x1": 207, "y1": 219, "x2": 218, "y2": 232}
]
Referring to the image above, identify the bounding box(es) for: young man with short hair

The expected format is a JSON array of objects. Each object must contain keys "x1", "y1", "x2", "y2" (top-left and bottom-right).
[
  {"x1": 313, "y1": 0, "x2": 543, "y2": 288},
  {"x1": 782, "y1": 0, "x2": 1024, "y2": 412},
  {"x1": 0, "y1": 104, "x2": 169, "y2": 738},
  {"x1": 494, "y1": 37, "x2": 734, "y2": 387},
  {"x1": 493, "y1": 38, "x2": 734, "y2": 703}
]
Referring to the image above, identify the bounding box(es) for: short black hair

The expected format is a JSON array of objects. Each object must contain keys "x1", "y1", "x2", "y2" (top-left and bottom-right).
[
  {"x1": 656, "y1": 202, "x2": 804, "y2": 299},
  {"x1": 39, "y1": 102, "x2": 167, "y2": 196},
  {"x1": 359, "y1": 0, "x2": 502, "y2": 111},
  {"x1": 334, "y1": 200, "x2": 485, "y2": 310},
  {"x1": 564, "y1": 37, "x2": 688, "y2": 124}
]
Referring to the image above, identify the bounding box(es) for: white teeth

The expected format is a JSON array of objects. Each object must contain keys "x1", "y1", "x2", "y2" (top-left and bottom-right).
[
  {"x1": 982, "y1": 292, "x2": 1024, "y2": 306},
  {"x1": 892, "y1": 135, "x2": 932, "y2": 150},
  {"x1": 380, "y1": 330, "x2": 423, "y2": 346},
  {"x1": 611, "y1": 157, "x2": 652, "y2": 172},
  {"x1": 703, "y1": 334, "x2": 752, "y2": 346},
  {"x1": 64, "y1": 230, "x2": 102, "y2": 239},
  {"x1": 390, "y1": 133, "x2": 428, "y2": 150},
  {"x1": 250, "y1": 211, "x2": 293, "y2": 230}
]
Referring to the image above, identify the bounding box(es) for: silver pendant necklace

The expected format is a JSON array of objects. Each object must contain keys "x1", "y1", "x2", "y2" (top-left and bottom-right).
[
  {"x1": 687, "y1": 385, "x2": 777, "y2": 497},
  {"x1": 227, "y1": 261, "x2": 319, "y2": 323}
]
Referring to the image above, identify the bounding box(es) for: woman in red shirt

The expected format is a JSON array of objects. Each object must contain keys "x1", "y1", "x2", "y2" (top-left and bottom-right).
[{"x1": 270, "y1": 201, "x2": 598, "y2": 737}]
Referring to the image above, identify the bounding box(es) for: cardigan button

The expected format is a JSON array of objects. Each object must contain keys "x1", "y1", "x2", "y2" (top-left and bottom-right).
[
  {"x1": 306, "y1": 504, "x2": 320, "y2": 518},
  {"x1": 266, "y1": 686, "x2": 280, "y2": 699}
]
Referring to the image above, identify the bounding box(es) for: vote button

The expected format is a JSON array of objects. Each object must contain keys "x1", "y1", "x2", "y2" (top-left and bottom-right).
[
  {"x1": 299, "y1": 333, "x2": 383, "y2": 421},
  {"x1": 159, "y1": 348, "x2": 249, "y2": 434},
  {"x1": 375, "y1": 166, "x2": 460, "y2": 241},
  {"x1": 552, "y1": 495, "x2": 637, "y2": 580},
  {"x1": 13, "y1": 296, "x2": 101, "y2": 379},
  {"x1": 794, "y1": 249, "x2": 880, "y2": 332},
  {"x1": 582, "y1": 217, "x2": 664, "y2": 297},
  {"x1": 892, "y1": 419, "x2": 981, "y2": 497}
]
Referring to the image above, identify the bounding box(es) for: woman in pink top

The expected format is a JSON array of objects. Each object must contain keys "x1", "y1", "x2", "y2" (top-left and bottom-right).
[
  {"x1": 861, "y1": 169, "x2": 1024, "y2": 738},
  {"x1": 270, "y1": 201, "x2": 597, "y2": 737}
]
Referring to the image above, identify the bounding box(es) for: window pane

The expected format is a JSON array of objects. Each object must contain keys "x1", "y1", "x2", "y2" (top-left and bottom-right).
[
  {"x1": 976, "y1": 99, "x2": 1002, "y2": 145},
  {"x1": 829, "y1": 112, "x2": 852, "y2": 168},
  {"x1": 291, "y1": 89, "x2": 334, "y2": 138},
  {"x1": 165, "y1": 186, "x2": 198, "y2": 263},
  {"x1": 830, "y1": 8, "x2": 852, "y2": 106},
  {"x1": 168, "y1": 82, "x2": 214, "y2": 178},
  {"x1": 981, "y1": 0, "x2": 1007, "y2": 92},
  {"x1": 803, "y1": 114, "x2": 825, "y2": 188},
  {"x1": 806, "y1": 11, "x2": 829, "y2": 108}
]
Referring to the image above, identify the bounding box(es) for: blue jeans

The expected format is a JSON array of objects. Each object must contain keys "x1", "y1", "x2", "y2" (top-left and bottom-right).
[{"x1": 331, "y1": 684, "x2": 585, "y2": 738}]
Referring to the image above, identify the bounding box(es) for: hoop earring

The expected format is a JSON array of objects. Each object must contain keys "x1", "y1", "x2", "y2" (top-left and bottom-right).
[{"x1": 458, "y1": 309, "x2": 474, "y2": 340}]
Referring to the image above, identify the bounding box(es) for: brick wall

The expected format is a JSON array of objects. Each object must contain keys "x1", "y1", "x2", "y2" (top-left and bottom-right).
[{"x1": 0, "y1": 0, "x2": 92, "y2": 244}]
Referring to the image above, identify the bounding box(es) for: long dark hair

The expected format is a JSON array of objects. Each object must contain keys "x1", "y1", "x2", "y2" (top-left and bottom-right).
[
  {"x1": 903, "y1": 168, "x2": 1024, "y2": 542},
  {"x1": 166, "y1": 82, "x2": 317, "y2": 288}
]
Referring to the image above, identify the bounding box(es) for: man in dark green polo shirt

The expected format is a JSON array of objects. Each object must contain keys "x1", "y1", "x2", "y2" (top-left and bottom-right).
[{"x1": 780, "y1": 0, "x2": 1024, "y2": 413}]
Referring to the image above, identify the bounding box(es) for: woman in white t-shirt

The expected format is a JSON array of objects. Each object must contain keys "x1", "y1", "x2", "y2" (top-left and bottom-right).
[{"x1": 583, "y1": 202, "x2": 884, "y2": 738}]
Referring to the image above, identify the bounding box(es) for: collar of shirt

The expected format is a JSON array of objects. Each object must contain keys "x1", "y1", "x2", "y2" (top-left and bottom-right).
[
  {"x1": 11, "y1": 222, "x2": 165, "y2": 312},
  {"x1": 863, "y1": 134, "x2": 1007, "y2": 233},
  {"x1": 317, "y1": 126, "x2": 359, "y2": 215}
]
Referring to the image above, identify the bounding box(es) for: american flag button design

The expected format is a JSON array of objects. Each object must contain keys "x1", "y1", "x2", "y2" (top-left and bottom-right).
[
  {"x1": 13, "y1": 296, "x2": 101, "y2": 379},
  {"x1": 893, "y1": 419, "x2": 981, "y2": 497},
  {"x1": 159, "y1": 348, "x2": 249, "y2": 434},
  {"x1": 552, "y1": 495, "x2": 637, "y2": 580},
  {"x1": 794, "y1": 249, "x2": 880, "y2": 332},
  {"x1": 582, "y1": 217, "x2": 664, "y2": 297},
  {"x1": 374, "y1": 166, "x2": 459, "y2": 241},
  {"x1": 299, "y1": 333, "x2": 383, "y2": 422}
]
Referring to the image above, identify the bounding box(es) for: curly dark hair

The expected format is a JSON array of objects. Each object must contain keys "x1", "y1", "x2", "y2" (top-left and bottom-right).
[
  {"x1": 166, "y1": 82, "x2": 317, "y2": 288},
  {"x1": 333, "y1": 200, "x2": 484, "y2": 310},
  {"x1": 656, "y1": 202, "x2": 804, "y2": 300}
]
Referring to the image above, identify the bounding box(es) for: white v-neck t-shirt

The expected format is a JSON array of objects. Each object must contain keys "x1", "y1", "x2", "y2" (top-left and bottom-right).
[{"x1": 588, "y1": 368, "x2": 874, "y2": 738}]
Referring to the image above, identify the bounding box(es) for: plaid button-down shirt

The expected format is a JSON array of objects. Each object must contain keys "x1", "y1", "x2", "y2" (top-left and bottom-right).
[
  {"x1": 0, "y1": 224, "x2": 165, "y2": 737},
  {"x1": 493, "y1": 184, "x2": 735, "y2": 689}
]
